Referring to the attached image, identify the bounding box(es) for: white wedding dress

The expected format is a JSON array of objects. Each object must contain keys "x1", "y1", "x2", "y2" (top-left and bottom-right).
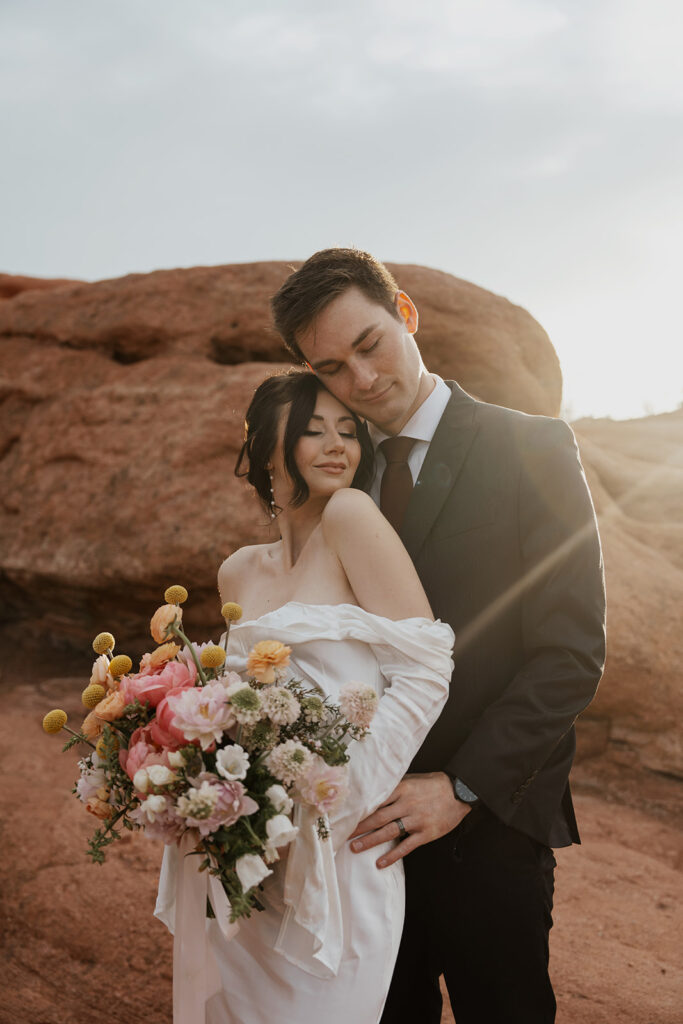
[{"x1": 155, "y1": 602, "x2": 454, "y2": 1024}]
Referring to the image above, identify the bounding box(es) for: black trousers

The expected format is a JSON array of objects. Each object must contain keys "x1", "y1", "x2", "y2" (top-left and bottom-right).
[{"x1": 380, "y1": 809, "x2": 557, "y2": 1024}]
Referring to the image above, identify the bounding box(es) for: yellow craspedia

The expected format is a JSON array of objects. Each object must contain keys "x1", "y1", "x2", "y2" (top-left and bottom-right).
[
  {"x1": 82, "y1": 683, "x2": 106, "y2": 709},
  {"x1": 96, "y1": 734, "x2": 119, "y2": 758},
  {"x1": 200, "y1": 645, "x2": 227, "y2": 668},
  {"x1": 221, "y1": 602, "x2": 243, "y2": 622},
  {"x1": 108, "y1": 654, "x2": 133, "y2": 678},
  {"x1": 164, "y1": 585, "x2": 188, "y2": 605},
  {"x1": 43, "y1": 709, "x2": 67, "y2": 734},
  {"x1": 92, "y1": 632, "x2": 115, "y2": 655}
]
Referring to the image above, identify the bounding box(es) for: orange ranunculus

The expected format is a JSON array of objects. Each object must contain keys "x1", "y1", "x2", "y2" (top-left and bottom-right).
[
  {"x1": 246, "y1": 640, "x2": 292, "y2": 685},
  {"x1": 94, "y1": 689, "x2": 127, "y2": 722},
  {"x1": 86, "y1": 795, "x2": 113, "y2": 820},
  {"x1": 82, "y1": 710, "x2": 105, "y2": 741},
  {"x1": 150, "y1": 604, "x2": 182, "y2": 644},
  {"x1": 141, "y1": 641, "x2": 180, "y2": 672}
]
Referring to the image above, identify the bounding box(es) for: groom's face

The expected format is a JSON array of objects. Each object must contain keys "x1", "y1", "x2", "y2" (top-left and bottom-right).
[{"x1": 296, "y1": 287, "x2": 427, "y2": 436}]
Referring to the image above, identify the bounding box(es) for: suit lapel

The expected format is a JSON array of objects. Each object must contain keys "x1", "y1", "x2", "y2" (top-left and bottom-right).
[{"x1": 401, "y1": 382, "x2": 479, "y2": 561}]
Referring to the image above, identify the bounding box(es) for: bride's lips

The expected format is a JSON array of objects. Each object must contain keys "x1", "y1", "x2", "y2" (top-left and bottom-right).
[{"x1": 315, "y1": 462, "x2": 348, "y2": 474}]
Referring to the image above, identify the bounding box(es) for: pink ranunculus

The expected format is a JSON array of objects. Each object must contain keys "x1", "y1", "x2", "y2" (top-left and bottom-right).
[
  {"x1": 119, "y1": 658, "x2": 197, "y2": 710},
  {"x1": 119, "y1": 724, "x2": 171, "y2": 782},
  {"x1": 149, "y1": 687, "x2": 197, "y2": 750}
]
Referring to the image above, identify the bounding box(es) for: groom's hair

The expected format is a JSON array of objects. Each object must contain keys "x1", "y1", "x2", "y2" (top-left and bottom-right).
[{"x1": 271, "y1": 248, "x2": 401, "y2": 362}]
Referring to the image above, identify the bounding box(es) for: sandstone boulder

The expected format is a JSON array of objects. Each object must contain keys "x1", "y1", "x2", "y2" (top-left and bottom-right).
[
  {"x1": 0, "y1": 260, "x2": 561, "y2": 658},
  {"x1": 573, "y1": 410, "x2": 683, "y2": 778}
]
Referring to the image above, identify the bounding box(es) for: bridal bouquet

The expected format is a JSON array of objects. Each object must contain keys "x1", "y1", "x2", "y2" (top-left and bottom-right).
[{"x1": 42, "y1": 586, "x2": 378, "y2": 922}]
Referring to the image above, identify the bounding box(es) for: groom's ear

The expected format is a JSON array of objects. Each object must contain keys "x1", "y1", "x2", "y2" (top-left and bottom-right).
[{"x1": 395, "y1": 291, "x2": 418, "y2": 334}]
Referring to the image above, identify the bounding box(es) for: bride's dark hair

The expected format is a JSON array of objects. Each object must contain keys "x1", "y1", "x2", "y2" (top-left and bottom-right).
[{"x1": 235, "y1": 369, "x2": 374, "y2": 514}]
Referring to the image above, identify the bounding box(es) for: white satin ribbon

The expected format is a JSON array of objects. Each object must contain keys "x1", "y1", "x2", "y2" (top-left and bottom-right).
[{"x1": 171, "y1": 832, "x2": 240, "y2": 1024}]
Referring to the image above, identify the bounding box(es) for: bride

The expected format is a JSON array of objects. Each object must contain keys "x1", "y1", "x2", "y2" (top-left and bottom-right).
[{"x1": 156, "y1": 369, "x2": 454, "y2": 1024}]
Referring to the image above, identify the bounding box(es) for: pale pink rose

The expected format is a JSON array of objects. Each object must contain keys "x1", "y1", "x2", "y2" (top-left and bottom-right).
[
  {"x1": 167, "y1": 682, "x2": 236, "y2": 750},
  {"x1": 120, "y1": 658, "x2": 197, "y2": 710},
  {"x1": 90, "y1": 654, "x2": 115, "y2": 691},
  {"x1": 297, "y1": 759, "x2": 348, "y2": 816},
  {"x1": 150, "y1": 604, "x2": 183, "y2": 644}
]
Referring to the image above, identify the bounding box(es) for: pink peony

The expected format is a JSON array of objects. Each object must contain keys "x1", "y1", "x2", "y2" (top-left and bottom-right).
[
  {"x1": 119, "y1": 724, "x2": 171, "y2": 782},
  {"x1": 119, "y1": 658, "x2": 197, "y2": 710},
  {"x1": 167, "y1": 682, "x2": 236, "y2": 750},
  {"x1": 149, "y1": 687, "x2": 196, "y2": 749},
  {"x1": 297, "y1": 759, "x2": 349, "y2": 816}
]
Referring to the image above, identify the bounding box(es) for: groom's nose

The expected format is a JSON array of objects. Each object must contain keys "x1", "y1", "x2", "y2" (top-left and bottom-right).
[{"x1": 349, "y1": 357, "x2": 378, "y2": 392}]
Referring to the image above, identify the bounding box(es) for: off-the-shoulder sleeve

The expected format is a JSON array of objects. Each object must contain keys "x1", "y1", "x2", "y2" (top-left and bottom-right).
[{"x1": 275, "y1": 615, "x2": 454, "y2": 977}]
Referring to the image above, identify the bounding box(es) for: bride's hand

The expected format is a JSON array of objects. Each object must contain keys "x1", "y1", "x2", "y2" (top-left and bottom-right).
[{"x1": 348, "y1": 772, "x2": 471, "y2": 868}]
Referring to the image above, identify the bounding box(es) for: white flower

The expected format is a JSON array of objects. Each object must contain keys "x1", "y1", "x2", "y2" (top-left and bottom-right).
[
  {"x1": 139, "y1": 794, "x2": 168, "y2": 823},
  {"x1": 265, "y1": 740, "x2": 314, "y2": 786},
  {"x1": 265, "y1": 784, "x2": 293, "y2": 815},
  {"x1": 147, "y1": 764, "x2": 177, "y2": 787},
  {"x1": 339, "y1": 681, "x2": 378, "y2": 730},
  {"x1": 76, "y1": 761, "x2": 107, "y2": 804},
  {"x1": 261, "y1": 686, "x2": 300, "y2": 726},
  {"x1": 215, "y1": 744, "x2": 250, "y2": 781},
  {"x1": 167, "y1": 750, "x2": 185, "y2": 768},
  {"x1": 263, "y1": 814, "x2": 298, "y2": 862},
  {"x1": 236, "y1": 853, "x2": 272, "y2": 892},
  {"x1": 133, "y1": 768, "x2": 150, "y2": 793},
  {"x1": 176, "y1": 780, "x2": 219, "y2": 821}
]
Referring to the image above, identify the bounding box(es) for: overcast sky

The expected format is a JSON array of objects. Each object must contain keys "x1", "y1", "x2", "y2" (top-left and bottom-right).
[{"x1": 1, "y1": 0, "x2": 681, "y2": 420}]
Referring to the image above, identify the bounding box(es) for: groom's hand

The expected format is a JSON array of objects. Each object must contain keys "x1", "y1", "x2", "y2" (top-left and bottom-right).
[{"x1": 348, "y1": 771, "x2": 470, "y2": 868}]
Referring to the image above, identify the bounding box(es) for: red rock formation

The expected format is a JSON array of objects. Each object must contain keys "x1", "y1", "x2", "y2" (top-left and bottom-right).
[
  {"x1": 572, "y1": 410, "x2": 683, "y2": 779},
  {"x1": 0, "y1": 261, "x2": 561, "y2": 658},
  {"x1": 0, "y1": 272, "x2": 81, "y2": 300},
  {"x1": 0, "y1": 264, "x2": 681, "y2": 1024}
]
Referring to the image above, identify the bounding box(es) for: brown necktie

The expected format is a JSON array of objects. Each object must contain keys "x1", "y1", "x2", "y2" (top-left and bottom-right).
[{"x1": 379, "y1": 436, "x2": 417, "y2": 534}]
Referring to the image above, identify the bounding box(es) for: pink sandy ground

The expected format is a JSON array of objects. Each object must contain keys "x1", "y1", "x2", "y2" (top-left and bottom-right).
[{"x1": 1, "y1": 675, "x2": 681, "y2": 1024}]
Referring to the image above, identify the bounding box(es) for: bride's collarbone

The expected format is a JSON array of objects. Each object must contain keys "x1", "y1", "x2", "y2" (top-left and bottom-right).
[{"x1": 238, "y1": 540, "x2": 354, "y2": 620}]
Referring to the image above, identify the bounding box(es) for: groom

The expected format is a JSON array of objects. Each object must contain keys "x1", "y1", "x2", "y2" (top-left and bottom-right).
[{"x1": 270, "y1": 249, "x2": 606, "y2": 1023}]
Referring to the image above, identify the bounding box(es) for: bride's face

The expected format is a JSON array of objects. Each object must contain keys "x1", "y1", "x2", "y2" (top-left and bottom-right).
[{"x1": 272, "y1": 389, "x2": 362, "y2": 504}]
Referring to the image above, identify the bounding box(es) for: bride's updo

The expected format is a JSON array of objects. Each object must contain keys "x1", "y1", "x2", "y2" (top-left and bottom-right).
[{"x1": 236, "y1": 370, "x2": 374, "y2": 514}]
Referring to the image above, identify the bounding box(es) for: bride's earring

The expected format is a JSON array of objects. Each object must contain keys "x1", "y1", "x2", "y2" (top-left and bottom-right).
[{"x1": 268, "y1": 471, "x2": 277, "y2": 519}]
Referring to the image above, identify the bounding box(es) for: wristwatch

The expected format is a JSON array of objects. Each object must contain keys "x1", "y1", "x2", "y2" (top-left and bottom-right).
[{"x1": 452, "y1": 777, "x2": 480, "y2": 808}]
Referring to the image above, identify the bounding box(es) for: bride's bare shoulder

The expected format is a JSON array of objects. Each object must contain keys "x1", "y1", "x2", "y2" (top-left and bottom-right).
[
  {"x1": 321, "y1": 488, "x2": 381, "y2": 533},
  {"x1": 217, "y1": 543, "x2": 271, "y2": 601}
]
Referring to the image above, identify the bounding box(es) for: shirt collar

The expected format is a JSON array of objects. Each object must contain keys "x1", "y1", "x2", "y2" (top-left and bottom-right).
[{"x1": 367, "y1": 374, "x2": 451, "y2": 448}]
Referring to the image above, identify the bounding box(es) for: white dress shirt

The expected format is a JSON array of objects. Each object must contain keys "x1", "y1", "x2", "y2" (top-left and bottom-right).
[{"x1": 367, "y1": 374, "x2": 451, "y2": 505}]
